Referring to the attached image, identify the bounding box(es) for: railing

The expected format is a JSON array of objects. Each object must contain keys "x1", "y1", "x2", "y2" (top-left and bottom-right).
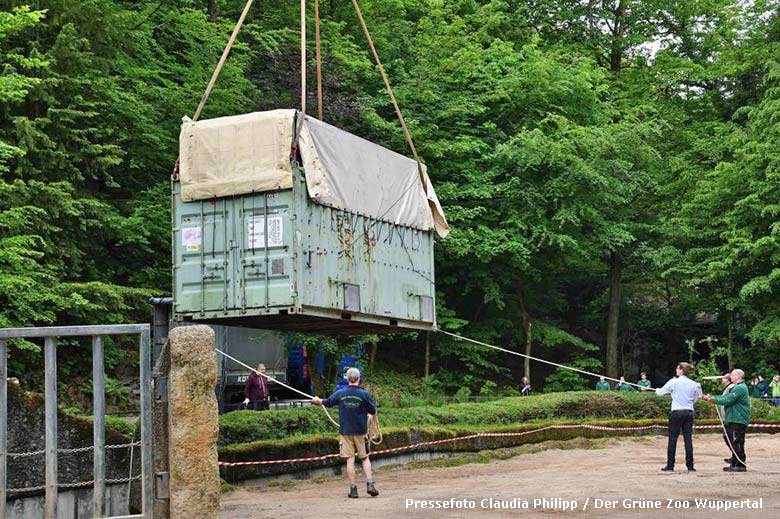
[{"x1": 0, "y1": 324, "x2": 152, "y2": 519}]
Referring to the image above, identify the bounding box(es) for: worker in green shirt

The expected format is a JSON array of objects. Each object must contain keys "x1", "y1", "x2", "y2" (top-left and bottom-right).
[
  {"x1": 770, "y1": 375, "x2": 780, "y2": 407},
  {"x1": 704, "y1": 368, "x2": 750, "y2": 472},
  {"x1": 637, "y1": 372, "x2": 652, "y2": 391},
  {"x1": 616, "y1": 376, "x2": 636, "y2": 391},
  {"x1": 596, "y1": 376, "x2": 610, "y2": 391}
]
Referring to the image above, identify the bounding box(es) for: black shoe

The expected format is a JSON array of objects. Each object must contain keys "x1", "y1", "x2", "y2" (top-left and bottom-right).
[
  {"x1": 367, "y1": 482, "x2": 379, "y2": 497},
  {"x1": 687, "y1": 467, "x2": 696, "y2": 472},
  {"x1": 724, "y1": 458, "x2": 733, "y2": 463},
  {"x1": 723, "y1": 466, "x2": 746, "y2": 472},
  {"x1": 660, "y1": 466, "x2": 674, "y2": 472},
  {"x1": 348, "y1": 486, "x2": 359, "y2": 498}
]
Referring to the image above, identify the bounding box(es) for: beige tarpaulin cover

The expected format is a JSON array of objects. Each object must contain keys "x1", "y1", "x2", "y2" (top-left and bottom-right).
[{"x1": 179, "y1": 109, "x2": 449, "y2": 237}]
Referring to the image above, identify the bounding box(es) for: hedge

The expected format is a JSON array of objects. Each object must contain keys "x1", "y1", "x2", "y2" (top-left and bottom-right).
[
  {"x1": 218, "y1": 391, "x2": 780, "y2": 446},
  {"x1": 218, "y1": 417, "x2": 780, "y2": 482}
]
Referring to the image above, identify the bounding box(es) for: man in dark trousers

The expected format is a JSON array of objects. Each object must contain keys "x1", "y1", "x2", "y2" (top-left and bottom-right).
[
  {"x1": 704, "y1": 368, "x2": 751, "y2": 472},
  {"x1": 313, "y1": 367, "x2": 379, "y2": 498},
  {"x1": 243, "y1": 363, "x2": 270, "y2": 411},
  {"x1": 717, "y1": 372, "x2": 735, "y2": 463},
  {"x1": 654, "y1": 362, "x2": 703, "y2": 472}
]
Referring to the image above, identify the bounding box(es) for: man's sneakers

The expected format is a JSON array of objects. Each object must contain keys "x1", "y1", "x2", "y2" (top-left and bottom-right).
[
  {"x1": 660, "y1": 466, "x2": 674, "y2": 472},
  {"x1": 687, "y1": 467, "x2": 696, "y2": 472},
  {"x1": 724, "y1": 458, "x2": 734, "y2": 464},
  {"x1": 723, "y1": 466, "x2": 747, "y2": 472},
  {"x1": 348, "y1": 485, "x2": 359, "y2": 499}
]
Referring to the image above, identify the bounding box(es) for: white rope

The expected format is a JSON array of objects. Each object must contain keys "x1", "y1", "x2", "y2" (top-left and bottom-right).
[
  {"x1": 214, "y1": 347, "x2": 339, "y2": 427},
  {"x1": 439, "y1": 330, "x2": 653, "y2": 390}
]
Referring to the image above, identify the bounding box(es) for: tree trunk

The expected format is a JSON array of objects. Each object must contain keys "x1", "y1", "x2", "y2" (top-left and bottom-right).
[
  {"x1": 369, "y1": 342, "x2": 378, "y2": 370},
  {"x1": 726, "y1": 310, "x2": 734, "y2": 371},
  {"x1": 424, "y1": 332, "x2": 431, "y2": 379},
  {"x1": 522, "y1": 312, "x2": 532, "y2": 382},
  {"x1": 516, "y1": 279, "x2": 532, "y2": 384},
  {"x1": 208, "y1": 0, "x2": 218, "y2": 22},
  {"x1": 308, "y1": 353, "x2": 323, "y2": 396},
  {"x1": 606, "y1": 252, "x2": 622, "y2": 378}
]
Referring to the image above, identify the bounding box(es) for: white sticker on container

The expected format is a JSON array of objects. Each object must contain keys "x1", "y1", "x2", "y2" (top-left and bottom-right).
[
  {"x1": 248, "y1": 215, "x2": 284, "y2": 248},
  {"x1": 182, "y1": 227, "x2": 202, "y2": 252}
]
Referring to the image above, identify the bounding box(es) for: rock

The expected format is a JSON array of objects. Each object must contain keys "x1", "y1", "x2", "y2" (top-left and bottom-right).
[{"x1": 167, "y1": 325, "x2": 220, "y2": 519}]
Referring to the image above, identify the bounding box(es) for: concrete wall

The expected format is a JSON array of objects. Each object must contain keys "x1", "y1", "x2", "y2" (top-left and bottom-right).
[{"x1": 6, "y1": 483, "x2": 129, "y2": 519}]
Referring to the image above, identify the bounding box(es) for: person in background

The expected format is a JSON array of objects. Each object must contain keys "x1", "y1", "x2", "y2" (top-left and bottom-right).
[
  {"x1": 718, "y1": 372, "x2": 735, "y2": 463},
  {"x1": 637, "y1": 372, "x2": 652, "y2": 391},
  {"x1": 518, "y1": 376, "x2": 532, "y2": 396},
  {"x1": 312, "y1": 367, "x2": 379, "y2": 498},
  {"x1": 757, "y1": 375, "x2": 769, "y2": 399},
  {"x1": 655, "y1": 362, "x2": 703, "y2": 472},
  {"x1": 749, "y1": 377, "x2": 762, "y2": 398},
  {"x1": 596, "y1": 376, "x2": 611, "y2": 391},
  {"x1": 243, "y1": 363, "x2": 271, "y2": 411},
  {"x1": 703, "y1": 368, "x2": 750, "y2": 472},
  {"x1": 616, "y1": 376, "x2": 636, "y2": 391},
  {"x1": 770, "y1": 375, "x2": 780, "y2": 407}
]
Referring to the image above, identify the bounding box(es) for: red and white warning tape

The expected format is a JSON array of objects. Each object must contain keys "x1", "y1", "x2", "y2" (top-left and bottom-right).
[{"x1": 218, "y1": 422, "x2": 780, "y2": 467}]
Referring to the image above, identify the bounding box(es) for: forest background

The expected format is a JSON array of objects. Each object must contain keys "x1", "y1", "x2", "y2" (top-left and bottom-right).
[{"x1": 2, "y1": 0, "x2": 780, "y2": 401}]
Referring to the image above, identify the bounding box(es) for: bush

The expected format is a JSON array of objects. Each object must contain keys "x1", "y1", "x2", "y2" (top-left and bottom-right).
[
  {"x1": 453, "y1": 387, "x2": 471, "y2": 403},
  {"x1": 219, "y1": 391, "x2": 780, "y2": 445}
]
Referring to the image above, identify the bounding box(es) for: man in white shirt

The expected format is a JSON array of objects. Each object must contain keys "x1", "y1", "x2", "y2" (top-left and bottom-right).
[{"x1": 654, "y1": 362, "x2": 703, "y2": 472}]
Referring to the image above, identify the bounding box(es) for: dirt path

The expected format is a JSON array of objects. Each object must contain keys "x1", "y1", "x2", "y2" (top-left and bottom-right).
[{"x1": 220, "y1": 434, "x2": 780, "y2": 519}]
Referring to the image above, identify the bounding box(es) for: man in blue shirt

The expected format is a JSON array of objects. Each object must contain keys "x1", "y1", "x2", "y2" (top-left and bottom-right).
[
  {"x1": 654, "y1": 362, "x2": 703, "y2": 472},
  {"x1": 313, "y1": 367, "x2": 379, "y2": 498}
]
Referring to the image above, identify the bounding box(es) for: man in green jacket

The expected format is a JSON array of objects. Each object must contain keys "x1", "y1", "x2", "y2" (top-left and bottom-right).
[
  {"x1": 596, "y1": 376, "x2": 610, "y2": 391},
  {"x1": 637, "y1": 372, "x2": 652, "y2": 391},
  {"x1": 616, "y1": 376, "x2": 636, "y2": 391},
  {"x1": 705, "y1": 369, "x2": 750, "y2": 472}
]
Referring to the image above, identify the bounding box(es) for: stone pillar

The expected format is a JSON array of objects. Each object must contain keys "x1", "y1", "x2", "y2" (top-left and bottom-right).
[{"x1": 167, "y1": 326, "x2": 220, "y2": 518}]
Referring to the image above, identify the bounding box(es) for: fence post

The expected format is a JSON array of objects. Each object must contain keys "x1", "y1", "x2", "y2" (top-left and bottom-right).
[
  {"x1": 167, "y1": 325, "x2": 220, "y2": 518},
  {"x1": 0, "y1": 339, "x2": 7, "y2": 519},
  {"x1": 140, "y1": 328, "x2": 153, "y2": 518},
  {"x1": 93, "y1": 335, "x2": 106, "y2": 517},
  {"x1": 44, "y1": 336, "x2": 58, "y2": 519}
]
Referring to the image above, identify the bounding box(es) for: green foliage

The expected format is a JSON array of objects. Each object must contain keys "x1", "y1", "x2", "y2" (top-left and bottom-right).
[
  {"x1": 2, "y1": 0, "x2": 780, "y2": 395},
  {"x1": 217, "y1": 390, "x2": 780, "y2": 445}
]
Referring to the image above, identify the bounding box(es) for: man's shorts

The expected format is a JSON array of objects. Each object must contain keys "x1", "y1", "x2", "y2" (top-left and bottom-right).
[{"x1": 339, "y1": 434, "x2": 368, "y2": 459}]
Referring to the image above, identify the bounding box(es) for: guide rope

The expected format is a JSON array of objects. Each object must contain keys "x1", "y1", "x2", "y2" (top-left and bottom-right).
[
  {"x1": 438, "y1": 330, "x2": 653, "y2": 390},
  {"x1": 214, "y1": 347, "x2": 339, "y2": 427}
]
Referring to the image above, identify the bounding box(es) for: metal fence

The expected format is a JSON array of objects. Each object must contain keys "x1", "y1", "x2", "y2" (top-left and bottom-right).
[{"x1": 0, "y1": 324, "x2": 153, "y2": 519}]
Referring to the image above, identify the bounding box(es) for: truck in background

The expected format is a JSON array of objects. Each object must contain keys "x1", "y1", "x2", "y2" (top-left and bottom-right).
[{"x1": 151, "y1": 298, "x2": 312, "y2": 413}]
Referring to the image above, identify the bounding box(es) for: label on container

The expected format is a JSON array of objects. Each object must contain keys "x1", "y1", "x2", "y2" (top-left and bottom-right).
[
  {"x1": 248, "y1": 215, "x2": 283, "y2": 248},
  {"x1": 182, "y1": 227, "x2": 202, "y2": 252}
]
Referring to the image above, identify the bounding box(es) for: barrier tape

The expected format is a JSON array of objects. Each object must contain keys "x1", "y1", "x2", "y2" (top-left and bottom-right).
[{"x1": 218, "y1": 422, "x2": 780, "y2": 467}]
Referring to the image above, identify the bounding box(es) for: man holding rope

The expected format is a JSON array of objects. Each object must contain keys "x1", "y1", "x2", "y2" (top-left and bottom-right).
[
  {"x1": 704, "y1": 369, "x2": 750, "y2": 472},
  {"x1": 655, "y1": 362, "x2": 702, "y2": 472},
  {"x1": 312, "y1": 367, "x2": 379, "y2": 498}
]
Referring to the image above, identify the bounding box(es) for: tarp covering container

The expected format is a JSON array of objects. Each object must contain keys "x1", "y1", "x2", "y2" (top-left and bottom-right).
[
  {"x1": 172, "y1": 110, "x2": 445, "y2": 333},
  {"x1": 179, "y1": 109, "x2": 448, "y2": 236}
]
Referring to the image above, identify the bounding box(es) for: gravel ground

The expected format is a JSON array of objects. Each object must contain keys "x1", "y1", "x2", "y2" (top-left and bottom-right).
[{"x1": 220, "y1": 433, "x2": 780, "y2": 519}]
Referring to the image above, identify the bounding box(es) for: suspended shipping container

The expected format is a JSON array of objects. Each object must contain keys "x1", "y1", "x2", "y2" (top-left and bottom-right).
[{"x1": 171, "y1": 109, "x2": 448, "y2": 333}]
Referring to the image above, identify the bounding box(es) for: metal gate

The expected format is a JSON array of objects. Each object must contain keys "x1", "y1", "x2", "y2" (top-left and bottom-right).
[{"x1": 0, "y1": 325, "x2": 153, "y2": 518}]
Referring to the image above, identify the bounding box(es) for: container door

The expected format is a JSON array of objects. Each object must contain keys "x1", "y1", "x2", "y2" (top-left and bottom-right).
[
  {"x1": 235, "y1": 191, "x2": 293, "y2": 310},
  {"x1": 176, "y1": 198, "x2": 234, "y2": 314}
]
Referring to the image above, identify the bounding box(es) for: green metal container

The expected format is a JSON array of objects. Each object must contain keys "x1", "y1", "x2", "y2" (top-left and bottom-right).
[{"x1": 171, "y1": 166, "x2": 436, "y2": 333}]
